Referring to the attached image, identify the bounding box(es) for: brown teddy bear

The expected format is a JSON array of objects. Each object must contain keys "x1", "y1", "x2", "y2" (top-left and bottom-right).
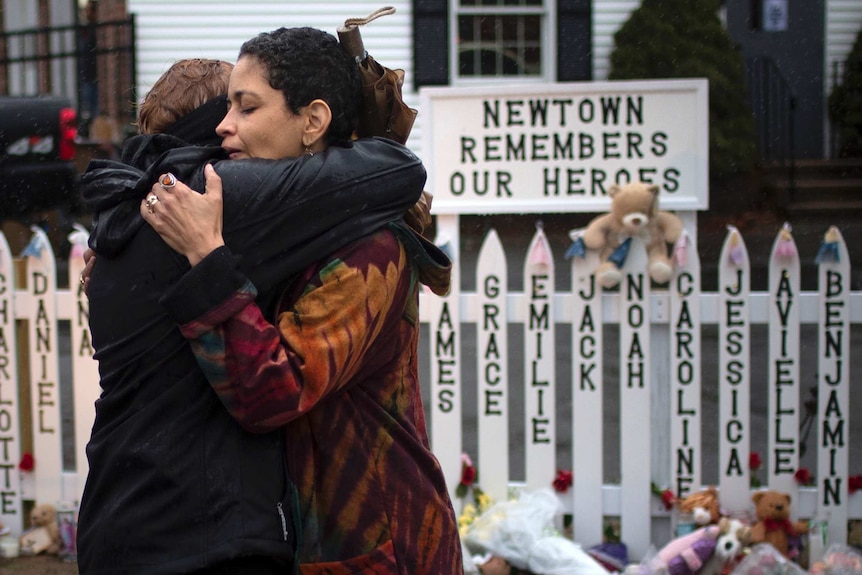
[
  {"x1": 19, "y1": 503, "x2": 62, "y2": 556},
  {"x1": 581, "y1": 181, "x2": 684, "y2": 288},
  {"x1": 749, "y1": 490, "x2": 808, "y2": 559}
]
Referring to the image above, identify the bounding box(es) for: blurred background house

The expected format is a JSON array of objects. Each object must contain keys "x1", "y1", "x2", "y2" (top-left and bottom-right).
[
  {"x1": 1, "y1": 0, "x2": 861, "y2": 283},
  {"x1": 0, "y1": 1, "x2": 858, "y2": 159}
]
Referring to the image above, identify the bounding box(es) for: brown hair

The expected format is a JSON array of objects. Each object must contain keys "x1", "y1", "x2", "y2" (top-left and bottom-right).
[{"x1": 138, "y1": 58, "x2": 233, "y2": 134}]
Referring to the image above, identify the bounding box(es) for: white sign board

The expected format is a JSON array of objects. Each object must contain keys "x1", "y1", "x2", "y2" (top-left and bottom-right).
[{"x1": 419, "y1": 79, "x2": 709, "y2": 214}]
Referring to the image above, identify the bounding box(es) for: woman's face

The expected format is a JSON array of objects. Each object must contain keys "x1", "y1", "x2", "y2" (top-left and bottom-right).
[{"x1": 216, "y1": 56, "x2": 306, "y2": 160}]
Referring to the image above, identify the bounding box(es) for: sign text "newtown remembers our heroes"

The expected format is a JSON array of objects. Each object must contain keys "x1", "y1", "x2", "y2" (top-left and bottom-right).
[{"x1": 451, "y1": 95, "x2": 680, "y2": 199}]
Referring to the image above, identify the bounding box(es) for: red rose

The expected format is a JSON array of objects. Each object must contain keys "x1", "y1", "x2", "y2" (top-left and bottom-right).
[
  {"x1": 661, "y1": 489, "x2": 676, "y2": 511},
  {"x1": 553, "y1": 470, "x2": 573, "y2": 493},
  {"x1": 460, "y1": 463, "x2": 476, "y2": 487},
  {"x1": 794, "y1": 468, "x2": 812, "y2": 485},
  {"x1": 18, "y1": 453, "x2": 34, "y2": 472},
  {"x1": 749, "y1": 452, "x2": 762, "y2": 471},
  {"x1": 849, "y1": 475, "x2": 862, "y2": 494}
]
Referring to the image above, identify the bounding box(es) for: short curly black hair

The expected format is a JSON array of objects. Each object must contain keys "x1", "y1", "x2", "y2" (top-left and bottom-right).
[{"x1": 238, "y1": 27, "x2": 361, "y2": 144}]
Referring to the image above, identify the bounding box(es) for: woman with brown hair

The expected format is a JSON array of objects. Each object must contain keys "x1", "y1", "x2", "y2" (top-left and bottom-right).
[{"x1": 78, "y1": 53, "x2": 429, "y2": 574}]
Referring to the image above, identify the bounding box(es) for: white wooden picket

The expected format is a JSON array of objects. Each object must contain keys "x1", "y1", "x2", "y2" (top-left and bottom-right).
[
  {"x1": 618, "y1": 238, "x2": 652, "y2": 554},
  {"x1": 571, "y1": 247, "x2": 605, "y2": 548},
  {"x1": 0, "y1": 230, "x2": 25, "y2": 536},
  {"x1": 421, "y1": 224, "x2": 862, "y2": 561},
  {"x1": 524, "y1": 227, "x2": 555, "y2": 492},
  {"x1": 767, "y1": 224, "x2": 801, "y2": 501},
  {"x1": 717, "y1": 226, "x2": 752, "y2": 515},
  {"x1": 476, "y1": 229, "x2": 509, "y2": 505},
  {"x1": 20, "y1": 228, "x2": 63, "y2": 508},
  {"x1": 815, "y1": 226, "x2": 851, "y2": 548},
  {"x1": 670, "y1": 231, "x2": 702, "y2": 501}
]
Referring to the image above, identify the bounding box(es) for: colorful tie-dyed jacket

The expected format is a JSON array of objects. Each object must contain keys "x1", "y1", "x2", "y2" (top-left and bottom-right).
[{"x1": 162, "y1": 226, "x2": 462, "y2": 575}]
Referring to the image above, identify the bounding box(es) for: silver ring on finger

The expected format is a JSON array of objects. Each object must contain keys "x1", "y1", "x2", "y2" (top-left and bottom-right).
[
  {"x1": 159, "y1": 172, "x2": 177, "y2": 189},
  {"x1": 146, "y1": 194, "x2": 160, "y2": 214}
]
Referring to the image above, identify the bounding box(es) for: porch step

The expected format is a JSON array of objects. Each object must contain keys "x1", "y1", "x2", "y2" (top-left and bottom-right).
[
  {"x1": 790, "y1": 158, "x2": 862, "y2": 179},
  {"x1": 784, "y1": 199, "x2": 862, "y2": 215},
  {"x1": 763, "y1": 158, "x2": 862, "y2": 213}
]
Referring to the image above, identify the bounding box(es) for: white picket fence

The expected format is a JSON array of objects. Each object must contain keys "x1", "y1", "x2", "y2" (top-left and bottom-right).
[
  {"x1": 0, "y1": 219, "x2": 860, "y2": 563},
  {"x1": 0, "y1": 225, "x2": 96, "y2": 537},
  {"x1": 420, "y1": 215, "x2": 861, "y2": 561}
]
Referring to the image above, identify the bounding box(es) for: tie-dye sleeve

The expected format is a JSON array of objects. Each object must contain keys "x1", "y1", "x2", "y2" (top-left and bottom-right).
[{"x1": 163, "y1": 232, "x2": 408, "y2": 433}]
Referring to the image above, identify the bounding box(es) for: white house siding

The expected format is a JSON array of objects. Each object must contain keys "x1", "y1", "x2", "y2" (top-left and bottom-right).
[
  {"x1": 591, "y1": 0, "x2": 639, "y2": 80},
  {"x1": 0, "y1": 0, "x2": 76, "y2": 29},
  {"x1": 126, "y1": 1, "x2": 861, "y2": 158},
  {"x1": 126, "y1": 0, "x2": 419, "y2": 142},
  {"x1": 826, "y1": 0, "x2": 862, "y2": 87},
  {"x1": 825, "y1": 0, "x2": 862, "y2": 154}
]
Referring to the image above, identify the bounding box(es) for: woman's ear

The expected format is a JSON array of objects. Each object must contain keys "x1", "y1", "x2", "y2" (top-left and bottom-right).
[{"x1": 302, "y1": 99, "x2": 332, "y2": 152}]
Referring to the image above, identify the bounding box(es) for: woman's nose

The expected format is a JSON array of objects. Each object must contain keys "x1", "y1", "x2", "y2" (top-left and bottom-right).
[{"x1": 216, "y1": 112, "x2": 234, "y2": 137}]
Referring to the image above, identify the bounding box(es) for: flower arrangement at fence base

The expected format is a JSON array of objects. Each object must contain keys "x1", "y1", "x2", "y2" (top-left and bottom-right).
[
  {"x1": 462, "y1": 487, "x2": 609, "y2": 575},
  {"x1": 731, "y1": 541, "x2": 806, "y2": 575},
  {"x1": 456, "y1": 453, "x2": 493, "y2": 537}
]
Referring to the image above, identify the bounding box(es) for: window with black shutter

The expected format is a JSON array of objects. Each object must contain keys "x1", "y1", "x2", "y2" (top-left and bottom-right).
[{"x1": 413, "y1": 0, "x2": 592, "y2": 88}]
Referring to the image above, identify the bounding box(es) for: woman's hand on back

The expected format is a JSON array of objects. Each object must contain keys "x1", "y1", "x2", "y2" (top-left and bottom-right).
[{"x1": 141, "y1": 164, "x2": 226, "y2": 266}]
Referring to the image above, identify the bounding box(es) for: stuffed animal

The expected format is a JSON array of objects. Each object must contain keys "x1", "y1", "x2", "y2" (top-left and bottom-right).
[
  {"x1": 678, "y1": 487, "x2": 723, "y2": 527},
  {"x1": 643, "y1": 524, "x2": 721, "y2": 575},
  {"x1": 19, "y1": 503, "x2": 62, "y2": 556},
  {"x1": 700, "y1": 518, "x2": 752, "y2": 575},
  {"x1": 581, "y1": 181, "x2": 684, "y2": 289},
  {"x1": 749, "y1": 490, "x2": 808, "y2": 559}
]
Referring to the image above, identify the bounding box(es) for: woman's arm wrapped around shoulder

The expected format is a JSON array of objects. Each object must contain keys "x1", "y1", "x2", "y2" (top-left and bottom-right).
[{"x1": 158, "y1": 229, "x2": 410, "y2": 433}]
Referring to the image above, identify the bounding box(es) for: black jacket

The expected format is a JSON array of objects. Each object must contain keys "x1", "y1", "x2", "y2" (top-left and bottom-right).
[{"x1": 77, "y1": 136, "x2": 427, "y2": 575}]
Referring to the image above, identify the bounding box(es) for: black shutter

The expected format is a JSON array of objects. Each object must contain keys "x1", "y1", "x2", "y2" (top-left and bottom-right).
[
  {"x1": 557, "y1": 0, "x2": 592, "y2": 81},
  {"x1": 413, "y1": 0, "x2": 449, "y2": 87}
]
